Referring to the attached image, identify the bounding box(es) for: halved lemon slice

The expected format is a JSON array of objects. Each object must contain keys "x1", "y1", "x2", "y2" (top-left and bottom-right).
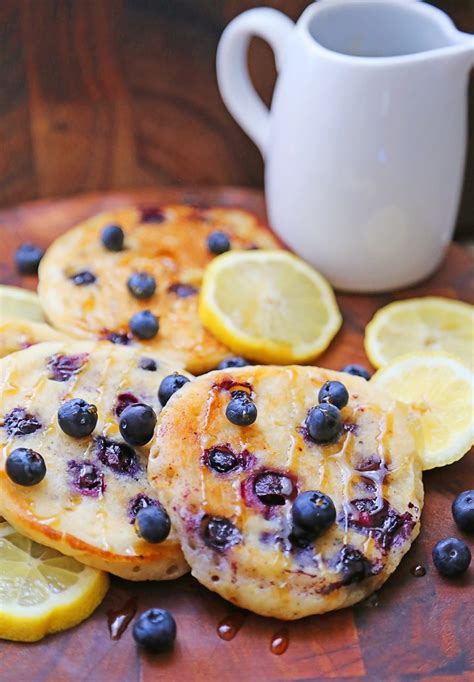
[
  {"x1": 0, "y1": 285, "x2": 45, "y2": 323},
  {"x1": 0, "y1": 522, "x2": 109, "y2": 641},
  {"x1": 365, "y1": 297, "x2": 473, "y2": 370},
  {"x1": 199, "y1": 250, "x2": 342, "y2": 364},
  {"x1": 372, "y1": 352, "x2": 474, "y2": 470}
]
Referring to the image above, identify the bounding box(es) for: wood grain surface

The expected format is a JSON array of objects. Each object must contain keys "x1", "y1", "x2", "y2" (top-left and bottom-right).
[
  {"x1": 0, "y1": 187, "x2": 473, "y2": 682},
  {"x1": 1, "y1": 0, "x2": 473, "y2": 238}
]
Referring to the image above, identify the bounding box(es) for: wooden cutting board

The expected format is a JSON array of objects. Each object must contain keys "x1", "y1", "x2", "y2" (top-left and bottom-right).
[{"x1": 0, "y1": 187, "x2": 473, "y2": 682}]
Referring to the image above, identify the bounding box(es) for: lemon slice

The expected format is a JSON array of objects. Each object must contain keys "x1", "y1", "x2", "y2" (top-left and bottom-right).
[
  {"x1": 199, "y1": 250, "x2": 342, "y2": 364},
  {"x1": 0, "y1": 522, "x2": 109, "y2": 641},
  {"x1": 372, "y1": 352, "x2": 474, "y2": 470},
  {"x1": 365, "y1": 297, "x2": 473, "y2": 370},
  {"x1": 0, "y1": 285, "x2": 45, "y2": 323}
]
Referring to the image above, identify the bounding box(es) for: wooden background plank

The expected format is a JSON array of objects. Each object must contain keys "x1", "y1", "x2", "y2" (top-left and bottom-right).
[{"x1": 0, "y1": 0, "x2": 472, "y2": 237}]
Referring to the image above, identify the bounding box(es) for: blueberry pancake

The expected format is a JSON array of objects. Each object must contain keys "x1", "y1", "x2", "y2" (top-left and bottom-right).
[
  {"x1": 0, "y1": 318, "x2": 67, "y2": 358},
  {"x1": 0, "y1": 341, "x2": 191, "y2": 580},
  {"x1": 38, "y1": 205, "x2": 279, "y2": 374},
  {"x1": 149, "y1": 366, "x2": 423, "y2": 619}
]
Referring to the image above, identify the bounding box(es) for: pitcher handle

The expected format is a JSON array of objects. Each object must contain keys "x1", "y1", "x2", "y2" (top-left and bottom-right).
[{"x1": 217, "y1": 8, "x2": 294, "y2": 158}]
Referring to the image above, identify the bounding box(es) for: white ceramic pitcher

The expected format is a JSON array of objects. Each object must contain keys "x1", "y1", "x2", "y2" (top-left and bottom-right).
[{"x1": 217, "y1": 0, "x2": 474, "y2": 292}]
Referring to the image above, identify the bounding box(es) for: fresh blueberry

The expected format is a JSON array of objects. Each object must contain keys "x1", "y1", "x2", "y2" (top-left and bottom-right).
[
  {"x1": 217, "y1": 356, "x2": 248, "y2": 370},
  {"x1": 452, "y1": 490, "x2": 474, "y2": 533},
  {"x1": 70, "y1": 270, "x2": 96, "y2": 286},
  {"x1": 119, "y1": 403, "x2": 157, "y2": 446},
  {"x1": 226, "y1": 394, "x2": 257, "y2": 426},
  {"x1": 15, "y1": 243, "x2": 44, "y2": 274},
  {"x1": 101, "y1": 224, "x2": 124, "y2": 251},
  {"x1": 139, "y1": 357, "x2": 157, "y2": 372},
  {"x1": 135, "y1": 505, "x2": 171, "y2": 543},
  {"x1": 432, "y1": 537, "x2": 471, "y2": 576},
  {"x1": 318, "y1": 381, "x2": 349, "y2": 409},
  {"x1": 158, "y1": 373, "x2": 190, "y2": 406},
  {"x1": 6, "y1": 448, "x2": 46, "y2": 486},
  {"x1": 341, "y1": 364, "x2": 371, "y2": 380},
  {"x1": 58, "y1": 398, "x2": 98, "y2": 438},
  {"x1": 127, "y1": 272, "x2": 157, "y2": 299},
  {"x1": 305, "y1": 403, "x2": 342, "y2": 443},
  {"x1": 292, "y1": 491, "x2": 336, "y2": 538},
  {"x1": 207, "y1": 231, "x2": 230, "y2": 255},
  {"x1": 132, "y1": 608, "x2": 176, "y2": 652},
  {"x1": 130, "y1": 310, "x2": 159, "y2": 339}
]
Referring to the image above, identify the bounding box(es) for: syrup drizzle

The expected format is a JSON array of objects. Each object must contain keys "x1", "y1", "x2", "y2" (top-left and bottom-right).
[
  {"x1": 410, "y1": 564, "x2": 426, "y2": 577},
  {"x1": 270, "y1": 629, "x2": 289, "y2": 655},
  {"x1": 107, "y1": 596, "x2": 137, "y2": 640},
  {"x1": 217, "y1": 612, "x2": 246, "y2": 641}
]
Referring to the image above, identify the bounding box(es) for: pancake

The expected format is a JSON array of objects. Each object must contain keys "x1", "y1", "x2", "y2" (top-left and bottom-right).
[
  {"x1": 148, "y1": 366, "x2": 423, "y2": 619},
  {"x1": 38, "y1": 205, "x2": 279, "y2": 373},
  {"x1": 0, "y1": 341, "x2": 191, "y2": 580},
  {"x1": 0, "y1": 318, "x2": 67, "y2": 358}
]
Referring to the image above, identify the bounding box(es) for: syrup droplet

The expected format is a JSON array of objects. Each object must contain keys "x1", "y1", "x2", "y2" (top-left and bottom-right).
[
  {"x1": 270, "y1": 629, "x2": 289, "y2": 655},
  {"x1": 217, "y1": 612, "x2": 245, "y2": 641},
  {"x1": 410, "y1": 564, "x2": 426, "y2": 577},
  {"x1": 107, "y1": 596, "x2": 137, "y2": 640}
]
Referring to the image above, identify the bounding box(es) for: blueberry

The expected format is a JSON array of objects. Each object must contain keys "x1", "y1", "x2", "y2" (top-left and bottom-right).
[
  {"x1": 168, "y1": 283, "x2": 198, "y2": 298},
  {"x1": 95, "y1": 436, "x2": 140, "y2": 477},
  {"x1": 292, "y1": 491, "x2": 336, "y2": 538},
  {"x1": 128, "y1": 494, "x2": 160, "y2": 523},
  {"x1": 15, "y1": 243, "x2": 44, "y2": 275},
  {"x1": 135, "y1": 505, "x2": 171, "y2": 543},
  {"x1": 452, "y1": 490, "x2": 474, "y2": 533},
  {"x1": 158, "y1": 373, "x2": 190, "y2": 406},
  {"x1": 132, "y1": 608, "x2": 176, "y2": 652},
  {"x1": 305, "y1": 403, "x2": 342, "y2": 443},
  {"x1": 3, "y1": 407, "x2": 41, "y2": 437},
  {"x1": 130, "y1": 310, "x2": 159, "y2": 339},
  {"x1": 338, "y1": 545, "x2": 369, "y2": 584},
  {"x1": 119, "y1": 403, "x2": 157, "y2": 446},
  {"x1": 101, "y1": 224, "x2": 124, "y2": 251},
  {"x1": 226, "y1": 394, "x2": 257, "y2": 426},
  {"x1": 47, "y1": 353, "x2": 89, "y2": 381},
  {"x1": 202, "y1": 516, "x2": 241, "y2": 551},
  {"x1": 127, "y1": 272, "x2": 157, "y2": 299},
  {"x1": 68, "y1": 460, "x2": 105, "y2": 497},
  {"x1": 206, "y1": 446, "x2": 239, "y2": 473},
  {"x1": 6, "y1": 448, "x2": 46, "y2": 486},
  {"x1": 254, "y1": 471, "x2": 294, "y2": 505},
  {"x1": 139, "y1": 357, "x2": 157, "y2": 372},
  {"x1": 58, "y1": 398, "x2": 98, "y2": 438},
  {"x1": 70, "y1": 270, "x2": 96, "y2": 286},
  {"x1": 341, "y1": 364, "x2": 371, "y2": 380},
  {"x1": 207, "y1": 231, "x2": 230, "y2": 255},
  {"x1": 432, "y1": 537, "x2": 471, "y2": 576},
  {"x1": 318, "y1": 381, "x2": 349, "y2": 409},
  {"x1": 217, "y1": 356, "x2": 248, "y2": 370}
]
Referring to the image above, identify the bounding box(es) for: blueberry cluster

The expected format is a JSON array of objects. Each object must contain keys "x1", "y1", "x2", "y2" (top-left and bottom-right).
[
  {"x1": 431, "y1": 490, "x2": 473, "y2": 577},
  {"x1": 305, "y1": 380, "x2": 349, "y2": 444}
]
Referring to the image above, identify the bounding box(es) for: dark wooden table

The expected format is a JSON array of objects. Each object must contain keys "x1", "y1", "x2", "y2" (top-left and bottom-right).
[{"x1": 0, "y1": 187, "x2": 473, "y2": 682}]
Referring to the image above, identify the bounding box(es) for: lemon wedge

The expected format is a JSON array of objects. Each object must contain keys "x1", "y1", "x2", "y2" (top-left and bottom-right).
[
  {"x1": 372, "y1": 352, "x2": 474, "y2": 470},
  {"x1": 0, "y1": 285, "x2": 45, "y2": 323},
  {"x1": 365, "y1": 297, "x2": 473, "y2": 370},
  {"x1": 0, "y1": 522, "x2": 109, "y2": 641},
  {"x1": 199, "y1": 250, "x2": 342, "y2": 364}
]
